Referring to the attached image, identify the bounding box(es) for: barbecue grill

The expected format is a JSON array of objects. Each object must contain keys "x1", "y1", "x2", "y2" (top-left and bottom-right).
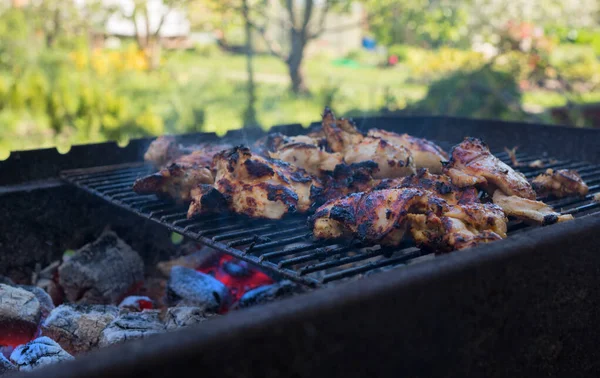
[{"x1": 2, "y1": 115, "x2": 600, "y2": 377}]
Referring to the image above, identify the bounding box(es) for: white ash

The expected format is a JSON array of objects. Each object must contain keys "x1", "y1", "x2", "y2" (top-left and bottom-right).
[
  {"x1": 0, "y1": 354, "x2": 16, "y2": 375},
  {"x1": 58, "y1": 231, "x2": 144, "y2": 304},
  {"x1": 236, "y1": 280, "x2": 300, "y2": 309},
  {"x1": 0, "y1": 284, "x2": 41, "y2": 342},
  {"x1": 162, "y1": 307, "x2": 213, "y2": 330},
  {"x1": 18, "y1": 285, "x2": 55, "y2": 318},
  {"x1": 41, "y1": 304, "x2": 119, "y2": 355},
  {"x1": 99, "y1": 310, "x2": 165, "y2": 347},
  {"x1": 10, "y1": 336, "x2": 73, "y2": 372},
  {"x1": 167, "y1": 266, "x2": 229, "y2": 312}
]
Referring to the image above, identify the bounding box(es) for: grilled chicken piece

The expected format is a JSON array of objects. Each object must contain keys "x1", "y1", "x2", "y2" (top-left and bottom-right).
[
  {"x1": 310, "y1": 188, "x2": 433, "y2": 246},
  {"x1": 143, "y1": 135, "x2": 230, "y2": 169},
  {"x1": 322, "y1": 108, "x2": 416, "y2": 178},
  {"x1": 367, "y1": 129, "x2": 448, "y2": 173},
  {"x1": 409, "y1": 208, "x2": 505, "y2": 252},
  {"x1": 311, "y1": 161, "x2": 381, "y2": 207},
  {"x1": 375, "y1": 168, "x2": 479, "y2": 205},
  {"x1": 594, "y1": 193, "x2": 600, "y2": 203},
  {"x1": 133, "y1": 153, "x2": 215, "y2": 202},
  {"x1": 188, "y1": 146, "x2": 321, "y2": 219},
  {"x1": 144, "y1": 136, "x2": 182, "y2": 168},
  {"x1": 444, "y1": 137, "x2": 536, "y2": 200},
  {"x1": 257, "y1": 132, "x2": 343, "y2": 176},
  {"x1": 310, "y1": 187, "x2": 507, "y2": 251},
  {"x1": 531, "y1": 169, "x2": 589, "y2": 198},
  {"x1": 492, "y1": 191, "x2": 573, "y2": 225}
]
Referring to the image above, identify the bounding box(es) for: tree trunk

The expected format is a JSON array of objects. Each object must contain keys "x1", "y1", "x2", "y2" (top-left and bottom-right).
[
  {"x1": 147, "y1": 37, "x2": 161, "y2": 71},
  {"x1": 287, "y1": 30, "x2": 308, "y2": 95},
  {"x1": 242, "y1": 0, "x2": 258, "y2": 127}
]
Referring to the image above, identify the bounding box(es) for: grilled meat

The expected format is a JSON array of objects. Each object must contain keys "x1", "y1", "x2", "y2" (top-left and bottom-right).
[
  {"x1": 133, "y1": 153, "x2": 215, "y2": 202},
  {"x1": 322, "y1": 108, "x2": 416, "y2": 178},
  {"x1": 594, "y1": 193, "x2": 600, "y2": 203},
  {"x1": 444, "y1": 137, "x2": 536, "y2": 199},
  {"x1": 310, "y1": 187, "x2": 507, "y2": 251},
  {"x1": 310, "y1": 188, "x2": 433, "y2": 246},
  {"x1": 311, "y1": 161, "x2": 381, "y2": 207},
  {"x1": 143, "y1": 135, "x2": 230, "y2": 169},
  {"x1": 375, "y1": 168, "x2": 479, "y2": 205},
  {"x1": 409, "y1": 208, "x2": 505, "y2": 252},
  {"x1": 531, "y1": 169, "x2": 589, "y2": 198},
  {"x1": 257, "y1": 132, "x2": 343, "y2": 176},
  {"x1": 188, "y1": 146, "x2": 321, "y2": 219},
  {"x1": 367, "y1": 129, "x2": 448, "y2": 173},
  {"x1": 492, "y1": 190, "x2": 573, "y2": 225}
]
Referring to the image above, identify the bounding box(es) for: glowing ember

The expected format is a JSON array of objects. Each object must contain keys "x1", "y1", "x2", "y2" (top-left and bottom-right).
[{"x1": 197, "y1": 255, "x2": 274, "y2": 303}]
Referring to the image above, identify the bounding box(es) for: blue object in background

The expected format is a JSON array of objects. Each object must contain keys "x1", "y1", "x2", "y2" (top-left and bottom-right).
[{"x1": 362, "y1": 37, "x2": 376, "y2": 50}]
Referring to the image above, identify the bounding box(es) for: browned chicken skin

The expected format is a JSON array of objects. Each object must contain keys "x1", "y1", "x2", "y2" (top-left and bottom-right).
[
  {"x1": 188, "y1": 146, "x2": 321, "y2": 219},
  {"x1": 310, "y1": 187, "x2": 507, "y2": 251},
  {"x1": 444, "y1": 137, "x2": 536, "y2": 199},
  {"x1": 321, "y1": 108, "x2": 416, "y2": 178},
  {"x1": 531, "y1": 169, "x2": 589, "y2": 198},
  {"x1": 133, "y1": 152, "x2": 215, "y2": 202},
  {"x1": 143, "y1": 135, "x2": 230, "y2": 169},
  {"x1": 375, "y1": 168, "x2": 479, "y2": 205},
  {"x1": 257, "y1": 132, "x2": 343, "y2": 176},
  {"x1": 367, "y1": 129, "x2": 448, "y2": 173}
]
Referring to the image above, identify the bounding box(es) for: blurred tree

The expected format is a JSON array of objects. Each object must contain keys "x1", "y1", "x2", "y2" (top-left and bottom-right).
[
  {"x1": 367, "y1": 0, "x2": 469, "y2": 48},
  {"x1": 116, "y1": 0, "x2": 191, "y2": 70}
]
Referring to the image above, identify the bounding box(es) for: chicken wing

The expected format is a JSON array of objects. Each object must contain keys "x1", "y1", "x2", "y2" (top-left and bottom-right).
[
  {"x1": 321, "y1": 108, "x2": 416, "y2": 178},
  {"x1": 188, "y1": 146, "x2": 321, "y2": 219},
  {"x1": 492, "y1": 190, "x2": 573, "y2": 225},
  {"x1": 444, "y1": 137, "x2": 536, "y2": 199},
  {"x1": 531, "y1": 169, "x2": 589, "y2": 198},
  {"x1": 257, "y1": 132, "x2": 343, "y2": 176},
  {"x1": 367, "y1": 129, "x2": 448, "y2": 173}
]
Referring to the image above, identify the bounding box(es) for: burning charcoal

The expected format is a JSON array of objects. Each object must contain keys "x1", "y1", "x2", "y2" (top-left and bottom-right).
[
  {"x1": 119, "y1": 296, "x2": 154, "y2": 311},
  {"x1": 0, "y1": 354, "x2": 16, "y2": 375},
  {"x1": 157, "y1": 247, "x2": 221, "y2": 277},
  {"x1": 167, "y1": 266, "x2": 230, "y2": 312},
  {"x1": 137, "y1": 278, "x2": 167, "y2": 309},
  {"x1": 0, "y1": 284, "x2": 41, "y2": 347},
  {"x1": 162, "y1": 307, "x2": 213, "y2": 331},
  {"x1": 58, "y1": 231, "x2": 144, "y2": 304},
  {"x1": 222, "y1": 260, "x2": 250, "y2": 277},
  {"x1": 99, "y1": 310, "x2": 165, "y2": 347},
  {"x1": 18, "y1": 286, "x2": 55, "y2": 318},
  {"x1": 10, "y1": 336, "x2": 73, "y2": 372},
  {"x1": 236, "y1": 280, "x2": 300, "y2": 309},
  {"x1": 41, "y1": 304, "x2": 119, "y2": 355}
]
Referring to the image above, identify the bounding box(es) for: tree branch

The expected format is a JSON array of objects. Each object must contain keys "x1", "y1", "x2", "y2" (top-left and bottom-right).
[
  {"x1": 310, "y1": 0, "x2": 332, "y2": 39},
  {"x1": 301, "y1": 0, "x2": 314, "y2": 34},
  {"x1": 309, "y1": 19, "x2": 367, "y2": 40},
  {"x1": 285, "y1": 0, "x2": 296, "y2": 30},
  {"x1": 249, "y1": 20, "x2": 286, "y2": 60}
]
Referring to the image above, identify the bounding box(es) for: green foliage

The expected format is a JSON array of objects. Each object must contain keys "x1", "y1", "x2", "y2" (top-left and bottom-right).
[
  {"x1": 387, "y1": 45, "x2": 409, "y2": 62},
  {"x1": 404, "y1": 47, "x2": 486, "y2": 83},
  {"x1": 408, "y1": 66, "x2": 526, "y2": 121},
  {"x1": 368, "y1": 0, "x2": 469, "y2": 48}
]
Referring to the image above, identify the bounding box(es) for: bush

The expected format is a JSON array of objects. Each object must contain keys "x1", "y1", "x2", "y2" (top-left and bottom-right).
[
  {"x1": 405, "y1": 47, "x2": 486, "y2": 83},
  {"x1": 408, "y1": 66, "x2": 526, "y2": 121},
  {"x1": 387, "y1": 44, "x2": 409, "y2": 63}
]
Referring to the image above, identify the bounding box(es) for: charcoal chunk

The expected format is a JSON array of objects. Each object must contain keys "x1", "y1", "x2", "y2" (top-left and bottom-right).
[
  {"x1": 162, "y1": 307, "x2": 212, "y2": 331},
  {"x1": 41, "y1": 305, "x2": 119, "y2": 355},
  {"x1": 119, "y1": 296, "x2": 154, "y2": 311},
  {"x1": 237, "y1": 280, "x2": 300, "y2": 308},
  {"x1": 167, "y1": 267, "x2": 229, "y2": 312},
  {"x1": 157, "y1": 247, "x2": 220, "y2": 277},
  {"x1": 10, "y1": 336, "x2": 73, "y2": 371},
  {"x1": 99, "y1": 310, "x2": 165, "y2": 347},
  {"x1": 19, "y1": 286, "x2": 55, "y2": 318},
  {"x1": 0, "y1": 284, "x2": 41, "y2": 347},
  {"x1": 0, "y1": 354, "x2": 16, "y2": 375},
  {"x1": 58, "y1": 231, "x2": 144, "y2": 304}
]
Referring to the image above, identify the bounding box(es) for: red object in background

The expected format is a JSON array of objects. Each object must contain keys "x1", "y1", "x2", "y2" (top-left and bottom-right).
[
  {"x1": 197, "y1": 255, "x2": 274, "y2": 302},
  {"x1": 388, "y1": 55, "x2": 398, "y2": 66}
]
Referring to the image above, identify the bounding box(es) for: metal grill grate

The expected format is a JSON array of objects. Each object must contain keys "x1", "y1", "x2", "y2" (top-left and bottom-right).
[{"x1": 60, "y1": 151, "x2": 600, "y2": 287}]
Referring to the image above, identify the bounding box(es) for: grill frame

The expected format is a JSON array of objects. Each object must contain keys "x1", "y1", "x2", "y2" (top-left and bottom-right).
[{"x1": 60, "y1": 145, "x2": 600, "y2": 287}]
